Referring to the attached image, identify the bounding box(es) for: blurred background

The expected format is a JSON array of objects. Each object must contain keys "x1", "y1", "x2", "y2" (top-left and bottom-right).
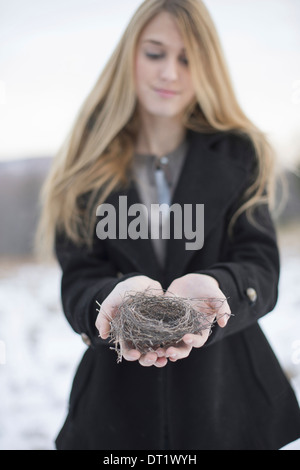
[{"x1": 0, "y1": 0, "x2": 299, "y2": 450}]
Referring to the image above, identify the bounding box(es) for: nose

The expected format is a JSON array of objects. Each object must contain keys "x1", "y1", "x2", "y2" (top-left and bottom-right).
[{"x1": 160, "y1": 57, "x2": 179, "y2": 82}]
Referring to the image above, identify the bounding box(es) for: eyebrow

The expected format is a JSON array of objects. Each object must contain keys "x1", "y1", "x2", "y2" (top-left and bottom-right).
[{"x1": 142, "y1": 39, "x2": 186, "y2": 52}]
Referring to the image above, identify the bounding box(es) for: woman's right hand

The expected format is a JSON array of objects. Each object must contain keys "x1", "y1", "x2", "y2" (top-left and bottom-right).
[{"x1": 95, "y1": 275, "x2": 168, "y2": 368}]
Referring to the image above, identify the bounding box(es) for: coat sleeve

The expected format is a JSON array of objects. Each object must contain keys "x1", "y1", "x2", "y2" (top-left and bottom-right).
[
  {"x1": 196, "y1": 192, "x2": 280, "y2": 347},
  {"x1": 55, "y1": 230, "x2": 141, "y2": 348}
]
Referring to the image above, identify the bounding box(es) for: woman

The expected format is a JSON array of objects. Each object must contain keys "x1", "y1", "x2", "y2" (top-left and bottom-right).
[{"x1": 37, "y1": 0, "x2": 300, "y2": 450}]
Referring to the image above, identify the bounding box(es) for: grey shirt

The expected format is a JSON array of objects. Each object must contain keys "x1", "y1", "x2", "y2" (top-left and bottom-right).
[{"x1": 131, "y1": 138, "x2": 189, "y2": 268}]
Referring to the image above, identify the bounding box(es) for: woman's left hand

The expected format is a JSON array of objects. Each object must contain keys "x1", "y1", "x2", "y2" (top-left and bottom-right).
[{"x1": 156, "y1": 273, "x2": 231, "y2": 363}]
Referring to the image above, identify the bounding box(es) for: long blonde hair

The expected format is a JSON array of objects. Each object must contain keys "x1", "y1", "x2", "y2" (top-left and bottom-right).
[{"x1": 36, "y1": 0, "x2": 276, "y2": 258}]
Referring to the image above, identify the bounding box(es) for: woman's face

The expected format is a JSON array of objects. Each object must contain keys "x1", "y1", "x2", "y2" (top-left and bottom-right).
[{"x1": 135, "y1": 12, "x2": 196, "y2": 120}]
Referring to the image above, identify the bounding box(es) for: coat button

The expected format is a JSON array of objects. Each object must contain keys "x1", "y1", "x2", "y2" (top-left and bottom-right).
[
  {"x1": 81, "y1": 333, "x2": 92, "y2": 347},
  {"x1": 246, "y1": 287, "x2": 257, "y2": 303}
]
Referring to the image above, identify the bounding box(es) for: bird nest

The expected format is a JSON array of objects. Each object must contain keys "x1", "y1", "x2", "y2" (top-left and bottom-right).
[{"x1": 98, "y1": 289, "x2": 229, "y2": 363}]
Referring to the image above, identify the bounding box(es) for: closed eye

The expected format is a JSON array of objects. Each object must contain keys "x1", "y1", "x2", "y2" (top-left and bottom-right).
[
  {"x1": 145, "y1": 52, "x2": 165, "y2": 60},
  {"x1": 145, "y1": 52, "x2": 189, "y2": 66}
]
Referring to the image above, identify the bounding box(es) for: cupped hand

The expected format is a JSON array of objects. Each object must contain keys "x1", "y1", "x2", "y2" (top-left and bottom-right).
[
  {"x1": 95, "y1": 275, "x2": 168, "y2": 368},
  {"x1": 96, "y1": 273, "x2": 230, "y2": 367},
  {"x1": 161, "y1": 273, "x2": 231, "y2": 363}
]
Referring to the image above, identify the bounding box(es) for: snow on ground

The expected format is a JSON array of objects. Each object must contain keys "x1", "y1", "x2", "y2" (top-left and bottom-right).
[
  {"x1": 0, "y1": 224, "x2": 299, "y2": 450},
  {"x1": 0, "y1": 259, "x2": 86, "y2": 450}
]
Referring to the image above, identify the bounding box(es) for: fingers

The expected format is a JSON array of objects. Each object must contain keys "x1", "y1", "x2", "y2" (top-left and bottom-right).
[
  {"x1": 182, "y1": 331, "x2": 210, "y2": 348},
  {"x1": 95, "y1": 298, "x2": 118, "y2": 339},
  {"x1": 121, "y1": 330, "x2": 212, "y2": 367},
  {"x1": 154, "y1": 357, "x2": 168, "y2": 368},
  {"x1": 119, "y1": 320, "x2": 221, "y2": 366},
  {"x1": 120, "y1": 335, "x2": 210, "y2": 367},
  {"x1": 121, "y1": 342, "x2": 168, "y2": 368},
  {"x1": 138, "y1": 351, "x2": 167, "y2": 368},
  {"x1": 214, "y1": 298, "x2": 231, "y2": 328},
  {"x1": 138, "y1": 351, "x2": 159, "y2": 367},
  {"x1": 121, "y1": 344, "x2": 141, "y2": 362},
  {"x1": 164, "y1": 329, "x2": 212, "y2": 362},
  {"x1": 139, "y1": 355, "x2": 168, "y2": 368},
  {"x1": 165, "y1": 343, "x2": 192, "y2": 362},
  {"x1": 202, "y1": 296, "x2": 231, "y2": 329}
]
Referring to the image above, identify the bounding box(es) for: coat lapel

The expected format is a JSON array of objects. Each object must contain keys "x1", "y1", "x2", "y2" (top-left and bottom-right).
[
  {"x1": 164, "y1": 129, "x2": 250, "y2": 280},
  {"x1": 102, "y1": 184, "x2": 165, "y2": 281},
  {"x1": 103, "y1": 130, "x2": 250, "y2": 282}
]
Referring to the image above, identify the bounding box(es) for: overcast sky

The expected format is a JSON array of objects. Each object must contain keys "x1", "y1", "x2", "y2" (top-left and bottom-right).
[{"x1": 0, "y1": 0, "x2": 300, "y2": 166}]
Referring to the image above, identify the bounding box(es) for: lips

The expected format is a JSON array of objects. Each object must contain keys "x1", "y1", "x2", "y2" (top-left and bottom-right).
[{"x1": 154, "y1": 88, "x2": 179, "y2": 98}]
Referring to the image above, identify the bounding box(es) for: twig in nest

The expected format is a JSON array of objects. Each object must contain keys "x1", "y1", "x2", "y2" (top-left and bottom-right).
[{"x1": 107, "y1": 289, "x2": 230, "y2": 363}]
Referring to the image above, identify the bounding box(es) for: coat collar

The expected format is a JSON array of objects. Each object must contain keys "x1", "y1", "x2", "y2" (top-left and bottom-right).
[{"x1": 103, "y1": 129, "x2": 250, "y2": 283}]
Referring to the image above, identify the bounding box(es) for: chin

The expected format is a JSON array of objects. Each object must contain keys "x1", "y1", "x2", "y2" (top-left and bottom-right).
[{"x1": 145, "y1": 105, "x2": 184, "y2": 119}]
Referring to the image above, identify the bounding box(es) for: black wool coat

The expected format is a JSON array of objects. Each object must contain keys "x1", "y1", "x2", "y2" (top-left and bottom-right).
[{"x1": 55, "y1": 129, "x2": 300, "y2": 450}]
